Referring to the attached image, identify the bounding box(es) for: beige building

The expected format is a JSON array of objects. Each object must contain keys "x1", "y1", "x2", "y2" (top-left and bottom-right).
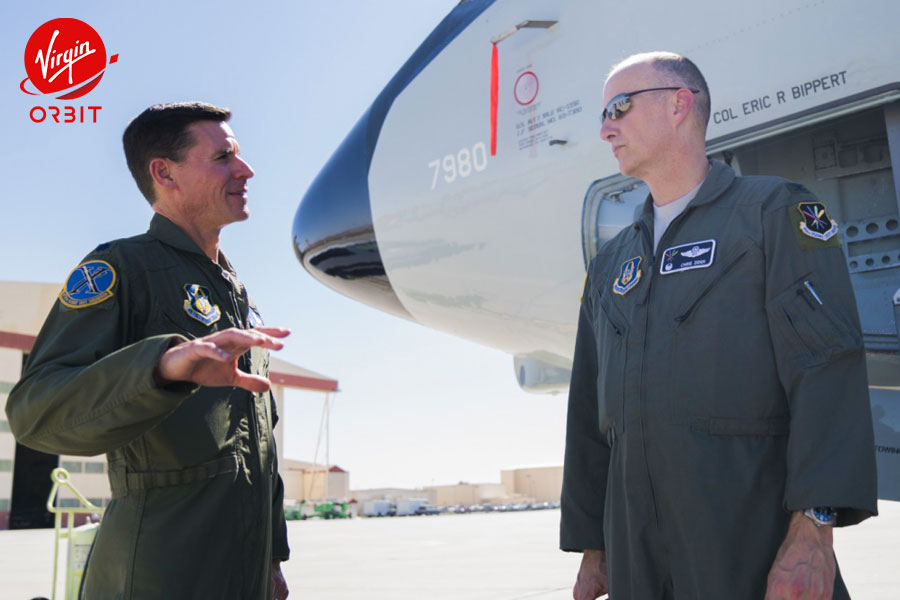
[
  {"x1": 349, "y1": 465, "x2": 564, "y2": 508},
  {"x1": 501, "y1": 465, "x2": 563, "y2": 503},
  {"x1": 282, "y1": 459, "x2": 349, "y2": 502},
  {"x1": 0, "y1": 281, "x2": 338, "y2": 530},
  {"x1": 426, "y1": 482, "x2": 509, "y2": 506}
]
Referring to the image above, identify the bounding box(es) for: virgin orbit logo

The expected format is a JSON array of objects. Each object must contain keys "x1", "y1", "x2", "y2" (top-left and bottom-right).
[{"x1": 21, "y1": 18, "x2": 117, "y2": 123}]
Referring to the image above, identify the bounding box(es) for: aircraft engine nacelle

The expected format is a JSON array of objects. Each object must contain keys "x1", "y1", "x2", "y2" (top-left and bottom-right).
[{"x1": 514, "y1": 356, "x2": 571, "y2": 395}]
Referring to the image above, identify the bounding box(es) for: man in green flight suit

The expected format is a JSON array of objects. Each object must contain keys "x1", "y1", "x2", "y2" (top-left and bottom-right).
[
  {"x1": 7, "y1": 102, "x2": 291, "y2": 600},
  {"x1": 560, "y1": 53, "x2": 877, "y2": 599}
]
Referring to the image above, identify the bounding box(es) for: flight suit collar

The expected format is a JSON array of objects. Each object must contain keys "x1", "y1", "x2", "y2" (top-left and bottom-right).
[
  {"x1": 147, "y1": 213, "x2": 237, "y2": 275},
  {"x1": 638, "y1": 160, "x2": 736, "y2": 230}
]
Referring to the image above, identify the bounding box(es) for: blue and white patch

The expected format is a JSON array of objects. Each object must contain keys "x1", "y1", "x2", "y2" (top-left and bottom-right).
[
  {"x1": 59, "y1": 260, "x2": 117, "y2": 308},
  {"x1": 612, "y1": 256, "x2": 642, "y2": 296},
  {"x1": 660, "y1": 239, "x2": 716, "y2": 275},
  {"x1": 183, "y1": 284, "x2": 221, "y2": 326},
  {"x1": 247, "y1": 305, "x2": 264, "y2": 328}
]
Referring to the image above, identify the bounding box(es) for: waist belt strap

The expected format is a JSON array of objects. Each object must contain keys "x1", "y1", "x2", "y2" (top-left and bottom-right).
[
  {"x1": 109, "y1": 454, "x2": 240, "y2": 495},
  {"x1": 691, "y1": 416, "x2": 789, "y2": 436}
]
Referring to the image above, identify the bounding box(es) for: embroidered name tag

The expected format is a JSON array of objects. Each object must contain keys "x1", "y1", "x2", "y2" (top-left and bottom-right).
[
  {"x1": 612, "y1": 256, "x2": 642, "y2": 295},
  {"x1": 660, "y1": 239, "x2": 716, "y2": 275}
]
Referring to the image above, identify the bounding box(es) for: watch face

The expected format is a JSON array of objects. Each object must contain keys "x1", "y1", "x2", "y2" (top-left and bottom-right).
[{"x1": 806, "y1": 507, "x2": 837, "y2": 526}]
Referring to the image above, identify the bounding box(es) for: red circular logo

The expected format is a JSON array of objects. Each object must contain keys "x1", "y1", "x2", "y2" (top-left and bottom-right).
[
  {"x1": 514, "y1": 71, "x2": 539, "y2": 106},
  {"x1": 21, "y1": 18, "x2": 116, "y2": 100}
]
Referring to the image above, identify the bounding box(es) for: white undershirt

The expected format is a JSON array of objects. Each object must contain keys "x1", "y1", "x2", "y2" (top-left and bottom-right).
[{"x1": 653, "y1": 179, "x2": 705, "y2": 253}]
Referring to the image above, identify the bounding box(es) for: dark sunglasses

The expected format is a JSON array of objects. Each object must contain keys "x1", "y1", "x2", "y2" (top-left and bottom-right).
[{"x1": 601, "y1": 87, "x2": 700, "y2": 123}]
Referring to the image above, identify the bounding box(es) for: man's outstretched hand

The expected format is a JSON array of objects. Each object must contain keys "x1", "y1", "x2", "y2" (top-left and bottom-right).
[{"x1": 155, "y1": 327, "x2": 290, "y2": 393}]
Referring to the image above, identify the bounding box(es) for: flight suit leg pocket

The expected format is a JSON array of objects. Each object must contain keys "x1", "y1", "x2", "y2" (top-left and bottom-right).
[{"x1": 767, "y1": 277, "x2": 862, "y2": 368}]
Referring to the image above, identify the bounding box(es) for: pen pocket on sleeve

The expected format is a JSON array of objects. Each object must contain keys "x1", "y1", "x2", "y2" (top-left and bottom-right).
[{"x1": 767, "y1": 277, "x2": 861, "y2": 368}]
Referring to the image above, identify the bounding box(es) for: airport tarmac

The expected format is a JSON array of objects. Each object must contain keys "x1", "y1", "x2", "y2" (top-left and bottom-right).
[{"x1": 2, "y1": 501, "x2": 898, "y2": 599}]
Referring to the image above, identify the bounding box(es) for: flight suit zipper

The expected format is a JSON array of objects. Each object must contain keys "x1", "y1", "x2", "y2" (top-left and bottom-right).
[
  {"x1": 217, "y1": 264, "x2": 268, "y2": 590},
  {"x1": 635, "y1": 222, "x2": 663, "y2": 530}
]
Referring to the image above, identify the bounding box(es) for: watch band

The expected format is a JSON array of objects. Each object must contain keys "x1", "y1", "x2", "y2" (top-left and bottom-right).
[{"x1": 803, "y1": 507, "x2": 837, "y2": 527}]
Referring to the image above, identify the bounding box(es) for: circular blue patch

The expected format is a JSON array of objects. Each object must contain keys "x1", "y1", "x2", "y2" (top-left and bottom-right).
[{"x1": 59, "y1": 260, "x2": 117, "y2": 308}]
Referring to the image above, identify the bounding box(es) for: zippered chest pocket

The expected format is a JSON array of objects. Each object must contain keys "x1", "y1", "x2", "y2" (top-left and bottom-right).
[
  {"x1": 670, "y1": 237, "x2": 757, "y2": 324},
  {"x1": 591, "y1": 287, "x2": 628, "y2": 433},
  {"x1": 665, "y1": 239, "x2": 775, "y2": 423}
]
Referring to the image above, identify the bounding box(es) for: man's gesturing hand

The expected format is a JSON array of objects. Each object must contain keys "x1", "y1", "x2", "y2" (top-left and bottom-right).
[
  {"x1": 765, "y1": 511, "x2": 835, "y2": 600},
  {"x1": 155, "y1": 327, "x2": 290, "y2": 393},
  {"x1": 574, "y1": 549, "x2": 609, "y2": 600}
]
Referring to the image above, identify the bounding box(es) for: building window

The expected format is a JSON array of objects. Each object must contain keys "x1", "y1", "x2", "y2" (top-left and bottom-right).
[
  {"x1": 0, "y1": 498, "x2": 9, "y2": 511},
  {"x1": 0, "y1": 460, "x2": 12, "y2": 472},
  {"x1": 0, "y1": 420, "x2": 10, "y2": 433},
  {"x1": 58, "y1": 498, "x2": 80, "y2": 508},
  {"x1": 85, "y1": 462, "x2": 105, "y2": 474},
  {"x1": 61, "y1": 461, "x2": 83, "y2": 473},
  {"x1": 87, "y1": 498, "x2": 103, "y2": 507}
]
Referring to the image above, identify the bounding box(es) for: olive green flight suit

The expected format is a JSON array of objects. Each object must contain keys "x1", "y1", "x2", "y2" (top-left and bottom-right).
[
  {"x1": 560, "y1": 161, "x2": 877, "y2": 599},
  {"x1": 6, "y1": 214, "x2": 289, "y2": 599}
]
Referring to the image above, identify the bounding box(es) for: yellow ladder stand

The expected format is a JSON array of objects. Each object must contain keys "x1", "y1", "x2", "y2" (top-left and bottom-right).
[{"x1": 46, "y1": 467, "x2": 104, "y2": 600}]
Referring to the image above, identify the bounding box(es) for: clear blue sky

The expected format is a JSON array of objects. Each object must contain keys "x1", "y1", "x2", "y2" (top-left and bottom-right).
[{"x1": 1, "y1": 1, "x2": 568, "y2": 490}]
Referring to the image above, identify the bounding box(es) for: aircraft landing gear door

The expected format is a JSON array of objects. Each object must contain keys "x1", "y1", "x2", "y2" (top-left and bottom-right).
[{"x1": 582, "y1": 176, "x2": 648, "y2": 266}]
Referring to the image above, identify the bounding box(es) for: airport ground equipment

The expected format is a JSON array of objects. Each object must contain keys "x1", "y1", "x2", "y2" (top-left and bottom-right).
[{"x1": 46, "y1": 467, "x2": 102, "y2": 600}]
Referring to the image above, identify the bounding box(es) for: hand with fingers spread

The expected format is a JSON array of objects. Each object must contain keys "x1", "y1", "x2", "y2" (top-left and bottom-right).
[{"x1": 155, "y1": 326, "x2": 290, "y2": 393}]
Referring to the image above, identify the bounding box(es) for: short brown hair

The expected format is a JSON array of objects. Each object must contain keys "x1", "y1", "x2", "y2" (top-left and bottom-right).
[{"x1": 123, "y1": 102, "x2": 231, "y2": 204}]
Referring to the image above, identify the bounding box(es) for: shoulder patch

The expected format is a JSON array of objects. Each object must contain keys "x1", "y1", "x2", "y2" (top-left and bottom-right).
[
  {"x1": 59, "y1": 260, "x2": 117, "y2": 308},
  {"x1": 795, "y1": 202, "x2": 841, "y2": 248}
]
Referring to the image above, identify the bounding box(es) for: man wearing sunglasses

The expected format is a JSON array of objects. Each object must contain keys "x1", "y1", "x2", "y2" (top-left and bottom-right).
[{"x1": 560, "y1": 52, "x2": 876, "y2": 599}]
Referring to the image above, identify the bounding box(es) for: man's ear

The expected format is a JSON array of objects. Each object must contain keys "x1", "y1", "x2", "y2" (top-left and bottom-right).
[
  {"x1": 149, "y1": 158, "x2": 178, "y2": 192},
  {"x1": 671, "y1": 88, "x2": 696, "y2": 127}
]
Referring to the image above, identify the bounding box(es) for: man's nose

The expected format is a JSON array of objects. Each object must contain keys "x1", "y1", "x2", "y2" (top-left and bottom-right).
[
  {"x1": 600, "y1": 116, "x2": 615, "y2": 142},
  {"x1": 235, "y1": 156, "x2": 255, "y2": 179}
]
